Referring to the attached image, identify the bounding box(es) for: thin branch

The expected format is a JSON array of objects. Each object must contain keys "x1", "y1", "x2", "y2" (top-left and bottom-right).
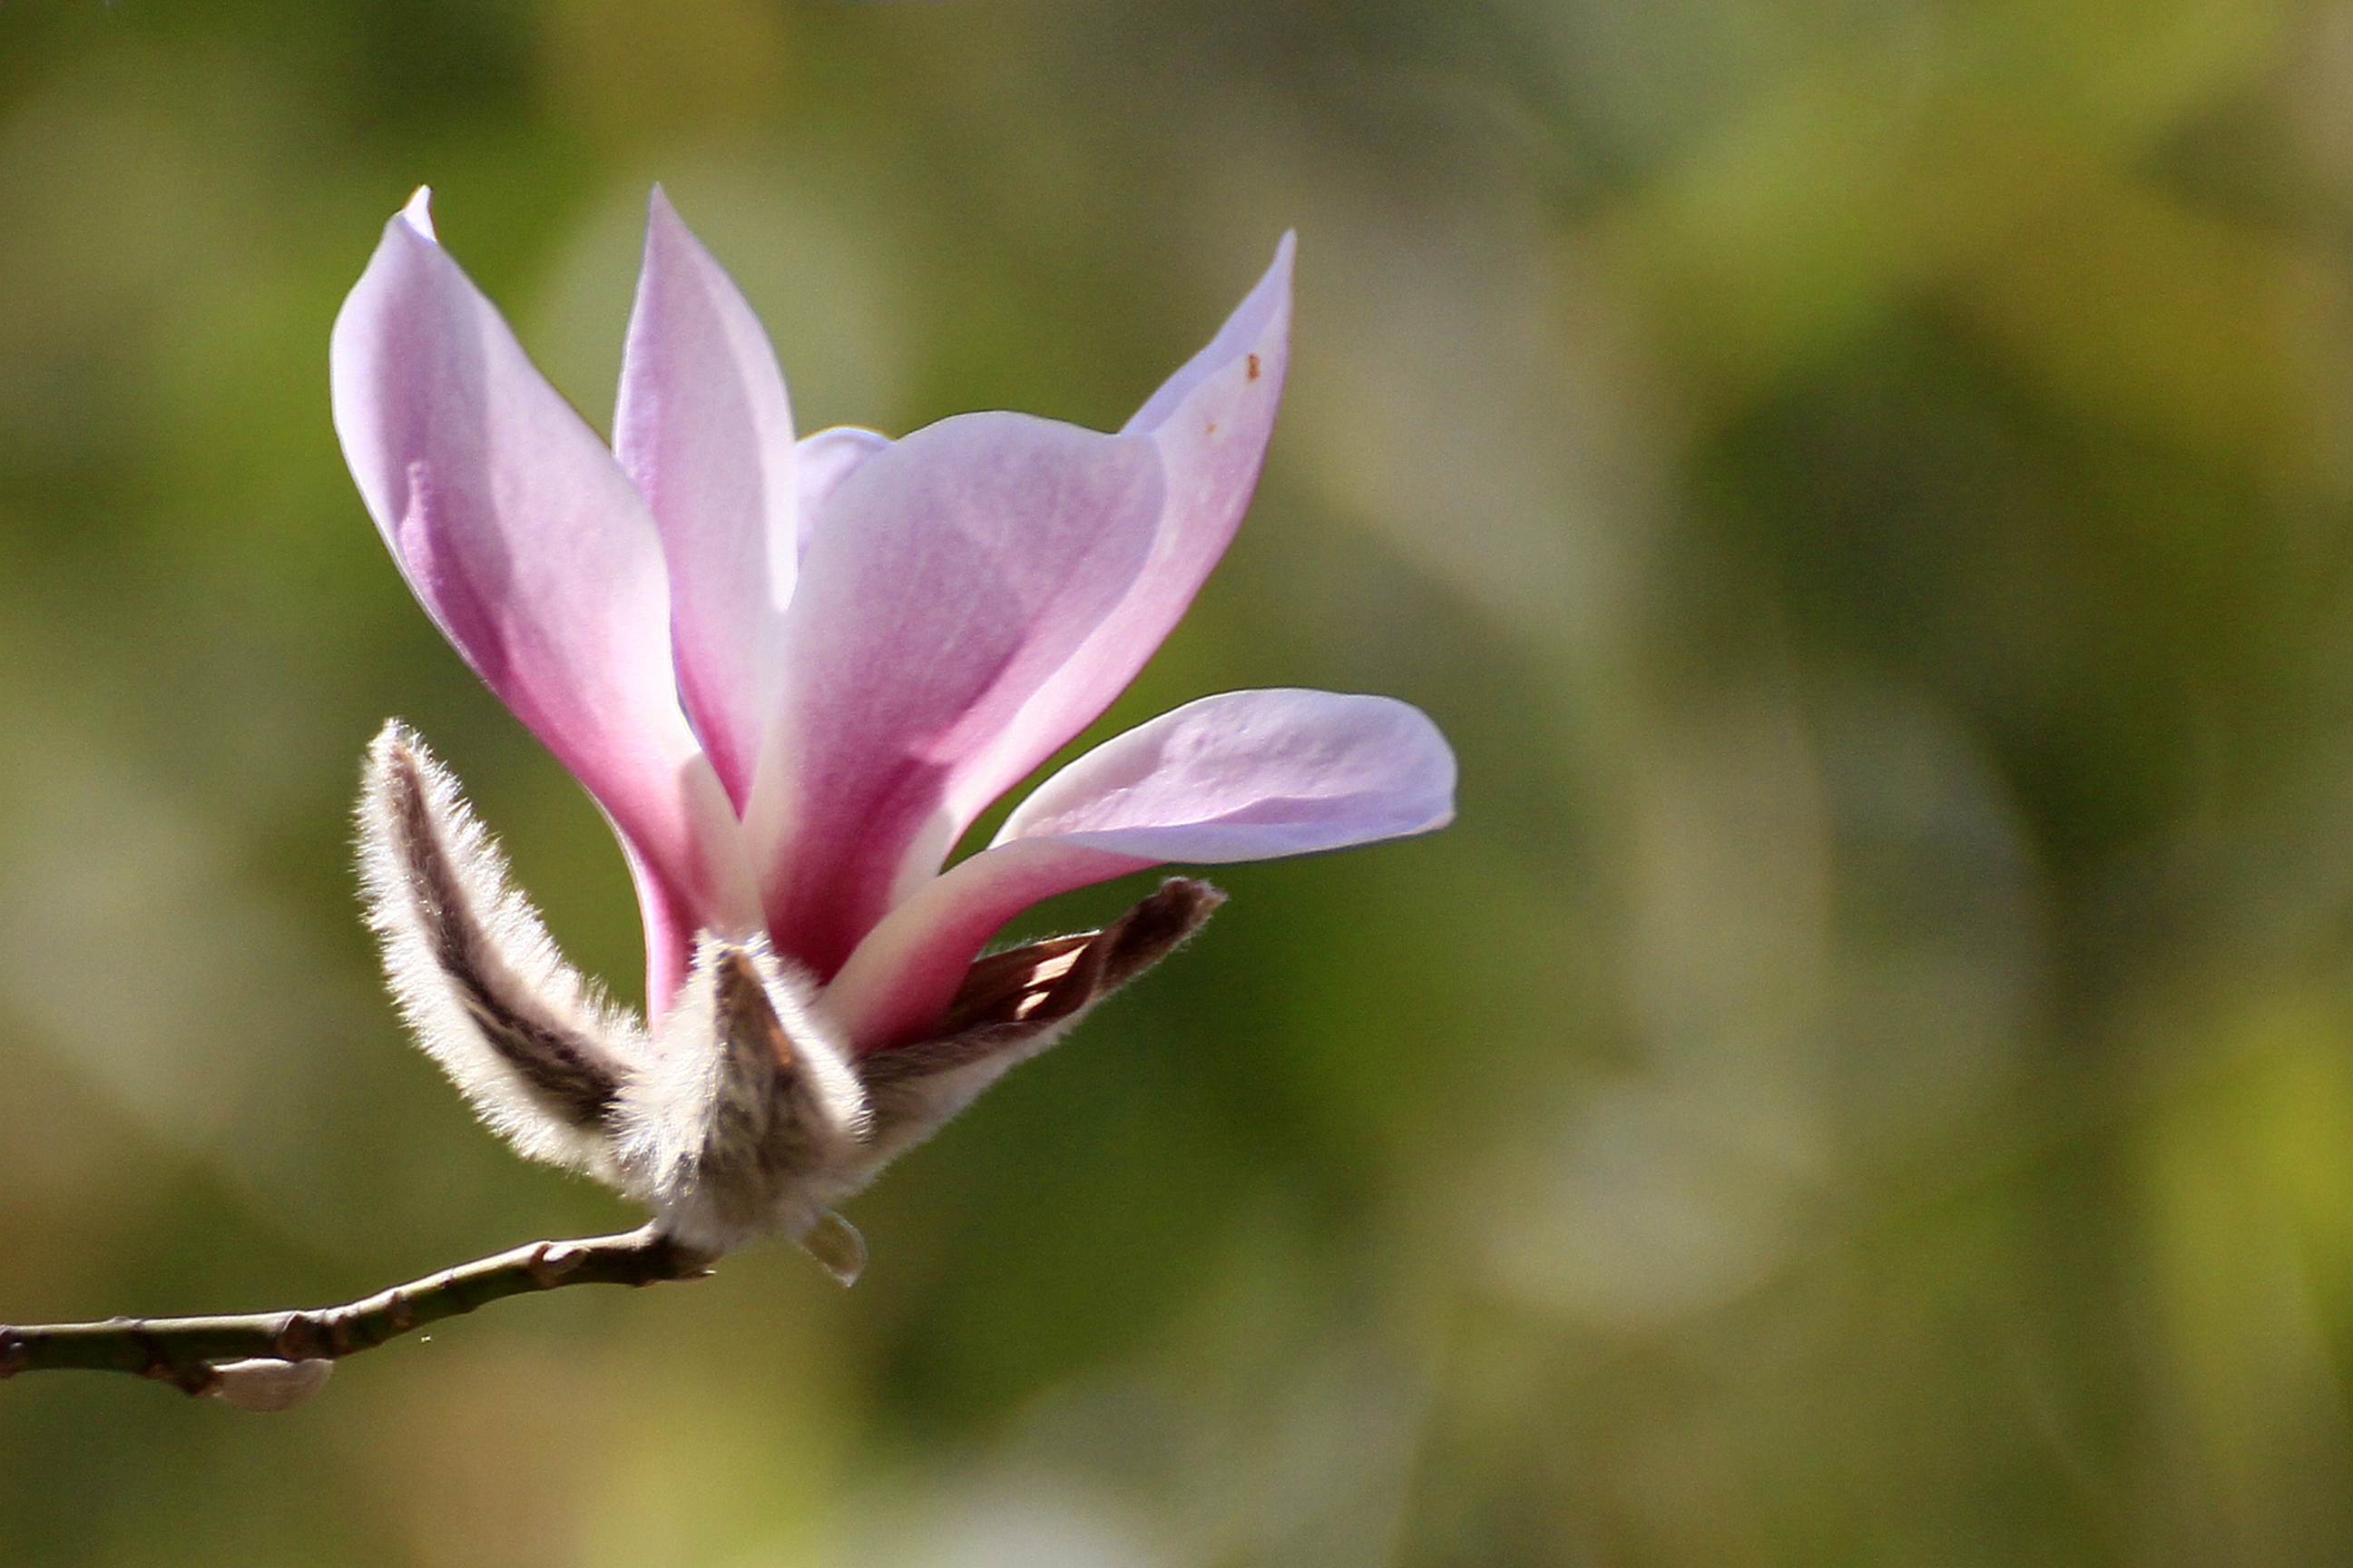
[{"x1": 0, "y1": 1225, "x2": 717, "y2": 1403}]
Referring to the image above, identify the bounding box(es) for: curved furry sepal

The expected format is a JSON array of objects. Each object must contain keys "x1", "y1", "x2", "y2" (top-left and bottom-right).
[
  {"x1": 849, "y1": 877, "x2": 1224, "y2": 1185},
  {"x1": 358, "y1": 722, "x2": 644, "y2": 1177},
  {"x1": 613, "y1": 936, "x2": 869, "y2": 1255},
  {"x1": 358, "y1": 727, "x2": 1223, "y2": 1269}
]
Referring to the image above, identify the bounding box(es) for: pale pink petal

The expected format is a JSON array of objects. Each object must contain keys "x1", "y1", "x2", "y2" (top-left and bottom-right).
[
  {"x1": 1123, "y1": 233, "x2": 1296, "y2": 437},
  {"x1": 998, "y1": 687, "x2": 1455, "y2": 858},
  {"x1": 938, "y1": 238, "x2": 1296, "y2": 833},
  {"x1": 619, "y1": 777, "x2": 758, "y2": 1015},
  {"x1": 819, "y1": 838, "x2": 1154, "y2": 1051},
  {"x1": 741, "y1": 411, "x2": 1165, "y2": 976},
  {"x1": 400, "y1": 184, "x2": 436, "y2": 240},
  {"x1": 331, "y1": 195, "x2": 758, "y2": 1015},
  {"x1": 820, "y1": 686, "x2": 1455, "y2": 1050},
  {"x1": 613, "y1": 188, "x2": 799, "y2": 811},
  {"x1": 794, "y1": 426, "x2": 892, "y2": 556}
]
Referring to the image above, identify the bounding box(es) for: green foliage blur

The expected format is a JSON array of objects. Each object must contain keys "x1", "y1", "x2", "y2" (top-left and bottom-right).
[{"x1": 1, "y1": 0, "x2": 2348, "y2": 1560}]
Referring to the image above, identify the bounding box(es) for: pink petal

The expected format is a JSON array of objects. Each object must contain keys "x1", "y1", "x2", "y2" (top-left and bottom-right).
[
  {"x1": 794, "y1": 426, "x2": 893, "y2": 557},
  {"x1": 820, "y1": 686, "x2": 1455, "y2": 1049},
  {"x1": 331, "y1": 193, "x2": 759, "y2": 1014},
  {"x1": 613, "y1": 188, "x2": 799, "y2": 812},
  {"x1": 939, "y1": 238, "x2": 1296, "y2": 835},
  {"x1": 818, "y1": 838, "x2": 1155, "y2": 1051},
  {"x1": 741, "y1": 411, "x2": 1165, "y2": 976},
  {"x1": 1000, "y1": 687, "x2": 1455, "y2": 856},
  {"x1": 1122, "y1": 234, "x2": 1295, "y2": 438}
]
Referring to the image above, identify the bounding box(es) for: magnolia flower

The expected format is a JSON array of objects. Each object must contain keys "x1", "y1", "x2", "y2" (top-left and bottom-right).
[{"x1": 331, "y1": 188, "x2": 1455, "y2": 1269}]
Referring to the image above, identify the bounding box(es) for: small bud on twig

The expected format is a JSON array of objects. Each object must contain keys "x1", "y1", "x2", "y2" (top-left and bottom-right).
[{"x1": 209, "y1": 1358, "x2": 333, "y2": 1413}]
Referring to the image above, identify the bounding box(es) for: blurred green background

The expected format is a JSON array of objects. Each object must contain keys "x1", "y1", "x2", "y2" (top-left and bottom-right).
[{"x1": 1, "y1": 0, "x2": 2348, "y2": 1561}]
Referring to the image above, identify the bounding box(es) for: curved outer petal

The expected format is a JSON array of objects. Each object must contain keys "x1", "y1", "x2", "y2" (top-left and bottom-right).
[
  {"x1": 999, "y1": 687, "x2": 1456, "y2": 855},
  {"x1": 818, "y1": 838, "x2": 1154, "y2": 1051},
  {"x1": 936, "y1": 237, "x2": 1296, "y2": 840},
  {"x1": 331, "y1": 195, "x2": 758, "y2": 1014},
  {"x1": 742, "y1": 411, "x2": 1165, "y2": 978},
  {"x1": 794, "y1": 426, "x2": 892, "y2": 558},
  {"x1": 614, "y1": 188, "x2": 799, "y2": 811},
  {"x1": 821, "y1": 687, "x2": 1456, "y2": 1050}
]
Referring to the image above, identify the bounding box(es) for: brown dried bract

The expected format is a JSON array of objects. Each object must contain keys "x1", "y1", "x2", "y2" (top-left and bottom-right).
[{"x1": 866, "y1": 877, "x2": 1224, "y2": 1093}]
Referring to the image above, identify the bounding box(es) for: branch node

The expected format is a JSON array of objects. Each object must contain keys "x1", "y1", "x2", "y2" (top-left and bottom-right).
[
  {"x1": 525, "y1": 1241, "x2": 583, "y2": 1288},
  {"x1": 646, "y1": 1238, "x2": 718, "y2": 1284},
  {"x1": 271, "y1": 1316, "x2": 321, "y2": 1362},
  {"x1": 172, "y1": 1363, "x2": 224, "y2": 1399},
  {"x1": 0, "y1": 1225, "x2": 721, "y2": 1404}
]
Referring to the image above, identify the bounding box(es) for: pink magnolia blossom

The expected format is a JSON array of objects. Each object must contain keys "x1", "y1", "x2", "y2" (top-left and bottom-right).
[{"x1": 332, "y1": 189, "x2": 1454, "y2": 1261}]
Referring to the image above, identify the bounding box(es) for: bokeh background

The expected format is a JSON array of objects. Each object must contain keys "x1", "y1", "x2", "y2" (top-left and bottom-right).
[{"x1": 1, "y1": 0, "x2": 2349, "y2": 1561}]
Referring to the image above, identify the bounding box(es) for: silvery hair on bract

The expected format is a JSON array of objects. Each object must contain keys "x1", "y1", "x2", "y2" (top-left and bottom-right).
[{"x1": 354, "y1": 721, "x2": 1222, "y2": 1268}]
